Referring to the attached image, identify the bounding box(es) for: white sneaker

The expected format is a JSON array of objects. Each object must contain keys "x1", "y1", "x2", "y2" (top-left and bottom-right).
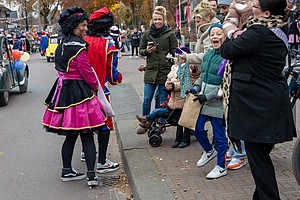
[
  {"x1": 80, "y1": 152, "x2": 85, "y2": 162},
  {"x1": 196, "y1": 149, "x2": 217, "y2": 167},
  {"x1": 227, "y1": 157, "x2": 247, "y2": 170},
  {"x1": 81, "y1": 151, "x2": 98, "y2": 162},
  {"x1": 135, "y1": 56, "x2": 138, "y2": 58},
  {"x1": 225, "y1": 150, "x2": 234, "y2": 162},
  {"x1": 206, "y1": 165, "x2": 227, "y2": 179},
  {"x1": 97, "y1": 159, "x2": 120, "y2": 174},
  {"x1": 129, "y1": 56, "x2": 132, "y2": 58}
]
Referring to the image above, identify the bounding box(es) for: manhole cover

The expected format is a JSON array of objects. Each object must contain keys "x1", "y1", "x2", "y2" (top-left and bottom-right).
[{"x1": 100, "y1": 176, "x2": 120, "y2": 187}]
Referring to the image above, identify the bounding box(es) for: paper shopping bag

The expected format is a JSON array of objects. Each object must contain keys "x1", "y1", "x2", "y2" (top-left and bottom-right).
[{"x1": 178, "y1": 93, "x2": 201, "y2": 131}]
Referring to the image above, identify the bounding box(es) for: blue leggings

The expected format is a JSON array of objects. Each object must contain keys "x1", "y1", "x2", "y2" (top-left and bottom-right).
[{"x1": 192, "y1": 114, "x2": 227, "y2": 168}]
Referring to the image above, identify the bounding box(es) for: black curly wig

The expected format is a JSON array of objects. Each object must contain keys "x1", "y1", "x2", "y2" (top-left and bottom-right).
[
  {"x1": 58, "y1": 6, "x2": 88, "y2": 36},
  {"x1": 87, "y1": 12, "x2": 114, "y2": 36}
]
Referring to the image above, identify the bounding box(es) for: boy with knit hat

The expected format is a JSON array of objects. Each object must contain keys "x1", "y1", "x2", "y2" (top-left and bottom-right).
[{"x1": 189, "y1": 23, "x2": 228, "y2": 179}]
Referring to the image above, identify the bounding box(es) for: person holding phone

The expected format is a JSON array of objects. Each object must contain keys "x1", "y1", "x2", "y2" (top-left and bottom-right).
[{"x1": 137, "y1": 5, "x2": 177, "y2": 134}]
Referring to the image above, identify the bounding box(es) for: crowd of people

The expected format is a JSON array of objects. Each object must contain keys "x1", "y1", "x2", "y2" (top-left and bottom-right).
[
  {"x1": 134, "y1": 0, "x2": 297, "y2": 199},
  {"x1": 40, "y1": 0, "x2": 298, "y2": 199}
]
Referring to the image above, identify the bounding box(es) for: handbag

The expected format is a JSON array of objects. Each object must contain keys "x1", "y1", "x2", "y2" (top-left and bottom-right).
[
  {"x1": 178, "y1": 93, "x2": 201, "y2": 131},
  {"x1": 97, "y1": 87, "x2": 115, "y2": 117},
  {"x1": 91, "y1": 68, "x2": 115, "y2": 117}
]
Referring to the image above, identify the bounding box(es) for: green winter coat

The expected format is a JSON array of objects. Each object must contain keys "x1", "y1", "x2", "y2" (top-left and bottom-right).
[
  {"x1": 139, "y1": 25, "x2": 177, "y2": 84},
  {"x1": 193, "y1": 49, "x2": 224, "y2": 118}
]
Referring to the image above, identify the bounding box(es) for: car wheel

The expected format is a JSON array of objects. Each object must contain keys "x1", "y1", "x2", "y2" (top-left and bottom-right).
[
  {"x1": 0, "y1": 91, "x2": 9, "y2": 106},
  {"x1": 19, "y1": 69, "x2": 28, "y2": 93}
]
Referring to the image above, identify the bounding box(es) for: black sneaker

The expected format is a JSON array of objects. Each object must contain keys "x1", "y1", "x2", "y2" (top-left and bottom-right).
[
  {"x1": 61, "y1": 168, "x2": 85, "y2": 182},
  {"x1": 87, "y1": 171, "x2": 99, "y2": 187}
]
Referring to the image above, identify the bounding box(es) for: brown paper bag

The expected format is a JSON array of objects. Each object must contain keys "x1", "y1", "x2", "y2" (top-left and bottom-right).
[{"x1": 178, "y1": 93, "x2": 201, "y2": 131}]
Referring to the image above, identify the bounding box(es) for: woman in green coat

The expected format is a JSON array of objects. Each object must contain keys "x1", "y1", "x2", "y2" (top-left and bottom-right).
[{"x1": 137, "y1": 5, "x2": 177, "y2": 134}]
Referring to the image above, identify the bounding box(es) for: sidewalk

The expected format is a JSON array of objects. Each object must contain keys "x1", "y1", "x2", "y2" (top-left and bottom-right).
[{"x1": 110, "y1": 57, "x2": 300, "y2": 200}]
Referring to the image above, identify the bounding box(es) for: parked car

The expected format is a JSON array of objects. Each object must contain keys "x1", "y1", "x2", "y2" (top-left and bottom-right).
[
  {"x1": 0, "y1": 34, "x2": 29, "y2": 106},
  {"x1": 45, "y1": 34, "x2": 58, "y2": 62}
]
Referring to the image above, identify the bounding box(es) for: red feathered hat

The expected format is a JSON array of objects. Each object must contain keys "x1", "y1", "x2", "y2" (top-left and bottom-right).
[{"x1": 89, "y1": 7, "x2": 110, "y2": 22}]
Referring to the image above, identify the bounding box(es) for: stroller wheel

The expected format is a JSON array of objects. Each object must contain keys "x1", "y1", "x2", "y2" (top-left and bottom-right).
[
  {"x1": 149, "y1": 135, "x2": 162, "y2": 147},
  {"x1": 148, "y1": 127, "x2": 160, "y2": 138}
]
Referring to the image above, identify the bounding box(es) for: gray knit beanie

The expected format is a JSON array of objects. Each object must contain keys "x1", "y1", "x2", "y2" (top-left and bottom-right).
[{"x1": 218, "y1": 0, "x2": 233, "y2": 5}]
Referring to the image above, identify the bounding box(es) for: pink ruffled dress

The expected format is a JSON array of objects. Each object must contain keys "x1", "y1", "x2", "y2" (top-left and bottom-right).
[{"x1": 42, "y1": 50, "x2": 106, "y2": 135}]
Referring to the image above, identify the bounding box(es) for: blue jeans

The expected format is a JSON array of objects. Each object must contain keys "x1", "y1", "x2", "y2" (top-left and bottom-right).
[
  {"x1": 125, "y1": 40, "x2": 131, "y2": 51},
  {"x1": 142, "y1": 83, "x2": 168, "y2": 116},
  {"x1": 228, "y1": 140, "x2": 246, "y2": 158},
  {"x1": 146, "y1": 107, "x2": 170, "y2": 123},
  {"x1": 192, "y1": 114, "x2": 227, "y2": 168}
]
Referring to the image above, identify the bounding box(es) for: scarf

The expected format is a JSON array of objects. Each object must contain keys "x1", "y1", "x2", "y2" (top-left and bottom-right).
[
  {"x1": 150, "y1": 24, "x2": 167, "y2": 37},
  {"x1": 177, "y1": 60, "x2": 192, "y2": 99},
  {"x1": 223, "y1": 15, "x2": 287, "y2": 152}
]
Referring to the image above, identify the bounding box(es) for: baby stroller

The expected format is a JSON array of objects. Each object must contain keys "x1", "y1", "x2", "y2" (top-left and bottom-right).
[{"x1": 147, "y1": 109, "x2": 179, "y2": 147}]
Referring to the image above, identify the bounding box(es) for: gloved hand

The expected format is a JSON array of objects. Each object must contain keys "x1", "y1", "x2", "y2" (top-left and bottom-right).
[
  {"x1": 185, "y1": 88, "x2": 197, "y2": 95},
  {"x1": 193, "y1": 94, "x2": 207, "y2": 104},
  {"x1": 118, "y1": 72, "x2": 123, "y2": 83}
]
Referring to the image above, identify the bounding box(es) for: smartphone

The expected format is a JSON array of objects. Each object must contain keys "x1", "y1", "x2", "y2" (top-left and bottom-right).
[{"x1": 147, "y1": 41, "x2": 154, "y2": 47}]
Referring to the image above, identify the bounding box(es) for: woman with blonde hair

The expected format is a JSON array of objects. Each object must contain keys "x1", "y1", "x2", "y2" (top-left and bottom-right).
[
  {"x1": 180, "y1": 4, "x2": 220, "y2": 66},
  {"x1": 137, "y1": 6, "x2": 177, "y2": 134}
]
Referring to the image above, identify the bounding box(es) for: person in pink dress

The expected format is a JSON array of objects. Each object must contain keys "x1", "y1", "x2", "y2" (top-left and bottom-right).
[{"x1": 42, "y1": 6, "x2": 107, "y2": 187}]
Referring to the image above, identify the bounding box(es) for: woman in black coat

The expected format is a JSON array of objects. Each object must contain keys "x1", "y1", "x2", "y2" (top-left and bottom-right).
[
  {"x1": 130, "y1": 28, "x2": 140, "y2": 58},
  {"x1": 220, "y1": 0, "x2": 296, "y2": 199}
]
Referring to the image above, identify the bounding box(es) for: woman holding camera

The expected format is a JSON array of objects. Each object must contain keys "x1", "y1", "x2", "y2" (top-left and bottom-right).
[{"x1": 137, "y1": 5, "x2": 177, "y2": 134}]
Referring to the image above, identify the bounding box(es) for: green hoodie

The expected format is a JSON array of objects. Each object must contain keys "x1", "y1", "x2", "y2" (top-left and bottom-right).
[{"x1": 139, "y1": 25, "x2": 177, "y2": 84}]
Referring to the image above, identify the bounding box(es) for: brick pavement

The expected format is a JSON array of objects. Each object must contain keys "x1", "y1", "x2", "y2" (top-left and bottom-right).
[{"x1": 112, "y1": 56, "x2": 300, "y2": 200}]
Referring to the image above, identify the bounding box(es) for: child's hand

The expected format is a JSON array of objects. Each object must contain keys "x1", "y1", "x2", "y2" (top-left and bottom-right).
[
  {"x1": 179, "y1": 52, "x2": 187, "y2": 60},
  {"x1": 233, "y1": 30, "x2": 246, "y2": 39},
  {"x1": 193, "y1": 94, "x2": 207, "y2": 104}
]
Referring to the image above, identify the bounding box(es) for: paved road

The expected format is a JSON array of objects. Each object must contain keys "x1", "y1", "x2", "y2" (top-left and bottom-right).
[
  {"x1": 0, "y1": 53, "x2": 128, "y2": 200},
  {"x1": 114, "y1": 55, "x2": 300, "y2": 200}
]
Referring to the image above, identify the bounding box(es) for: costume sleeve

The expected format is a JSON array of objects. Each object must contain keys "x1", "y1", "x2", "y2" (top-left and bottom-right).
[
  {"x1": 76, "y1": 50, "x2": 98, "y2": 90},
  {"x1": 106, "y1": 41, "x2": 121, "y2": 85}
]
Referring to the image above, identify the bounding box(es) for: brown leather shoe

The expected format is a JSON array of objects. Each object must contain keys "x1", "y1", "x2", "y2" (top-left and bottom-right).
[
  {"x1": 136, "y1": 126, "x2": 147, "y2": 134},
  {"x1": 136, "y1": 115, "x2": 151, "y2": 128}
]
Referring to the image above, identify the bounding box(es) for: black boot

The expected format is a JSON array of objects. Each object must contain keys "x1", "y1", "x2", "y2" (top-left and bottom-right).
[
  {"x1": 87, "y1": 171, "x2": 99, "y2": 187},
  {"x1": 172, "y1": 125, "x2": 183, "y2": 148},
  {"x1": 179, "y1": 128, "x2": 191, "y2": 148}
]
